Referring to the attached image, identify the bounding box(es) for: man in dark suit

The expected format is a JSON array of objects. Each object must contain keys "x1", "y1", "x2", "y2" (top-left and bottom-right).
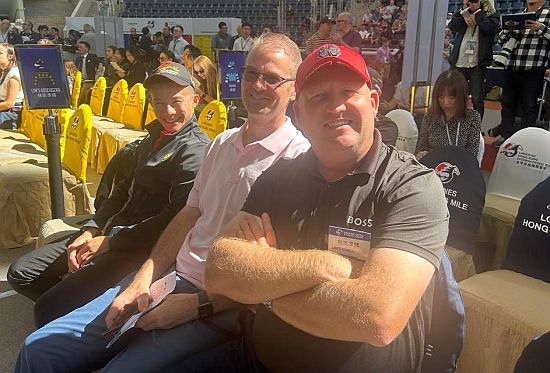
[
  {"x1": 0, "y1": 19, "x2": 22, "y2": 44},
  {"x1": 75, "y1": 41, "x2": 99, "y2": 104},
  {"x1": 19, "y1": 20, "x2": 41, "y2": 44}
]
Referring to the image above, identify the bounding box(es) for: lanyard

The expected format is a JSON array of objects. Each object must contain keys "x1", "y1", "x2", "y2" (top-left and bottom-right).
[{"x1": 445, "y1": 121, "x2": 460, "y2": 146}]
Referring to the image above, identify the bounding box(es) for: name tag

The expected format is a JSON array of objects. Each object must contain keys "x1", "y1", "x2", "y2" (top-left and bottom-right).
[
  {"x1": 327, "y1": 225, "x2": 371, "y2": 260},
  {"x1": 465, "y1": 40, "x2": 477, "y2": 55}
]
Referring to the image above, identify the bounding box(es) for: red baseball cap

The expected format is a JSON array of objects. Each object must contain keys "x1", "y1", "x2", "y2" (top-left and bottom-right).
[{"x1": 295, "y1": 44, "x2": 372, "y2": 97}]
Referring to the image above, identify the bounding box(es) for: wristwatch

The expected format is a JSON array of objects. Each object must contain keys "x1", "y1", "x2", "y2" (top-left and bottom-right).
[{"x1": 197, "y1": 291, "x2": 213, "y2": 319}]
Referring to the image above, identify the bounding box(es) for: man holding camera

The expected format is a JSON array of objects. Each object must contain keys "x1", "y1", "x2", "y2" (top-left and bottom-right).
[
  {"x1": 494, "y1": 0, "x2": 550, "y2": 144},
  {"x1": 448, "y1": 0, "x2": 500, "y2": 120}
]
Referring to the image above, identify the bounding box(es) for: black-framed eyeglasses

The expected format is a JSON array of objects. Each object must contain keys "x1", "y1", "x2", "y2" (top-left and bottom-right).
[{"x1": 241, "y1": 67, "x2": 295, "y2": 89}]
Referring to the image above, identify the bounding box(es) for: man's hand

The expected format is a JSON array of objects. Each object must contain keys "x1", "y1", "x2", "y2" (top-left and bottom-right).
[
  {"x1": 67, "y1": 229, "x2": 97, "y2": 272},
  {"x1": 332, "y1": 32, "x2": 343, "y2": 44},
  {"x1": 465, "y1": 15, "x2": 476, "y2": 27},
  {"x1": 135, "y1": 293, "x2": 199, "y2": 331},
  {"x1": 75, "y1": 236, "x2": 110, "y2": 267},
  {"x1": 526, "y1": 20, "x2": 543, "y2": 32},
  {"x1": 221, "y1": 212, "x2": 278, "y2": 248},
  {"x1": 105, "y1": 279, "x2": 151, "y2": 330}
]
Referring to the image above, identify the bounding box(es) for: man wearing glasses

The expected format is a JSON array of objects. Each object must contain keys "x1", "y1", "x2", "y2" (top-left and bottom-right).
[
  {"x1": 334, "y1": 12, "x2": 363, "y2": 52},
  {"x1": 15, "y1": 33, "x2": 310, "y2": 372},
  {"x1": 19, "y1": 20, "x2": 40, "y2": 44}
]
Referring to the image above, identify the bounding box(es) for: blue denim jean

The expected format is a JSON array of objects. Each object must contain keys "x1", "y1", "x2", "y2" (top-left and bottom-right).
[
  {"x1": 0, "y1": 109, "x2": 19, "y2": 129},
  {"x1": 15, "y1": 272, "x2": 245, "y2": 373}
]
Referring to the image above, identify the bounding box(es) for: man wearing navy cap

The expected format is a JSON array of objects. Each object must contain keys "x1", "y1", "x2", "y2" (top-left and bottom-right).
[{"x1": 203, "y1": 44, "x2": 458, "y2": 372}]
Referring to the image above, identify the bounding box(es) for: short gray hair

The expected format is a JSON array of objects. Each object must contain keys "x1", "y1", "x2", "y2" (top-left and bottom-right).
[
  {"x1": 248, "y1": 32, "x2": 302, "y2": 77},
  {"x1": 337, "y1": 12, "x2": 353, "y2": 23}
]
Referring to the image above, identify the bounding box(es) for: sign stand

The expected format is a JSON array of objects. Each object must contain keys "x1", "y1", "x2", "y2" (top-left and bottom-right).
[
  {"x1": 43, "y1": 109, "x2": 64, "y2": 218},
  {"x1": 15, "y1": 45, "x2": 72, "y2": 219}
]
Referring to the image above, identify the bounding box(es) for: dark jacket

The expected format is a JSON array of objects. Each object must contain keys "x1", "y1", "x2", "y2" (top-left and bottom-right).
[
  {"x1": 125, "y1": 61, "x2": 147, "y2": 87},
  {"x1": 1, "y1": 31, "x2": 22, "y2": 45},
  {"x1": 448, "y1": 9, "x2": 500, "y2": 67},
  {"x1": 84, "y1": 118, "x2": 209, "y2": 252},
  {"x1": 75, "y1": 53, "x2": 100, "y2": 81},
  {"x1": 20, "y1": 30, "x2": 41, "y2": 44}
]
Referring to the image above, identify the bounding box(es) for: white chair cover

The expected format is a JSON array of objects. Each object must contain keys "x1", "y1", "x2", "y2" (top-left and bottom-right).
[
  {"x1": 385, "y1": 109, "x2": 418, "y2": 154},
  {"x1": 477, "y1": 132, "x2": 485, "y2": 166},
  {"x1": 487, "y1": 127, "x2": 550, "y2": 200}
]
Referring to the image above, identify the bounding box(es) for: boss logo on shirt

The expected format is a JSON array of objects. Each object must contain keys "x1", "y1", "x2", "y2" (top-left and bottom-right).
[{"x1": 346, "y1": 215, "x2": 373, "y2": 228}]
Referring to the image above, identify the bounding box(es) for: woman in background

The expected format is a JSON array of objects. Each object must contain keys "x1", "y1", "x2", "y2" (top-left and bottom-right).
[
  {"x1": 192, "y1": 55, "x2": 219, "y2": 114},
  {"x1": 158, "y1": 49, "x2": 175, "y2": 64},
  {"x1": 416, "y1": 69, "x2": 481, "y2": 159},
  {"x1": 0, "y1": 43, "x2": 24, "y2": 129},
  {"x1": 63, "y1": 59, "x2": 78, "y2": 94},
  {"x1": 122, "y1": 46, "x2": 146, "y2": 88}
]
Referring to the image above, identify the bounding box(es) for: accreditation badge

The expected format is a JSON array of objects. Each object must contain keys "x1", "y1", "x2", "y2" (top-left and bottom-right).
[{"x1": 327, "y1": 225, "x2": 371, "y2": 261}]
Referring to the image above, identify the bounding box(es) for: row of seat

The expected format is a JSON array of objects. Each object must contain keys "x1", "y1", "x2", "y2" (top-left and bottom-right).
[
  {"x1": 410, "y1": 126, "x2": 550, "y2": 371},
  {"x1": 0, "y1": 104, "x2": 96, "y2": 248}
]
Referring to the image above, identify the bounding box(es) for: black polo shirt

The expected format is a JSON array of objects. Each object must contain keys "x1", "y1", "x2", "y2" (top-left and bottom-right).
[{"x1": 241, "y1": 129, "x2": 449, "y2": 372}]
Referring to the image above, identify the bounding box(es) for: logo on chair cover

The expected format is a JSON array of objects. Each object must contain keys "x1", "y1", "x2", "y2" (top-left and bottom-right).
[
  {"x1": 500, "y1": 142, "x2": 523, "y2": 158},
  {"x1": 435, "y1": 162, "x2": 460, "y2": 184},
  {"x1": 71, "y1": 116, "x2": 80, "y2": 129}
]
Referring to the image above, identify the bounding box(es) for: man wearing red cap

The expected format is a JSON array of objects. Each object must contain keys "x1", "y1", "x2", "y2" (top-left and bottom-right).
[{"x1": 201, "y1": 44, "x2": 462, "y2": 372}]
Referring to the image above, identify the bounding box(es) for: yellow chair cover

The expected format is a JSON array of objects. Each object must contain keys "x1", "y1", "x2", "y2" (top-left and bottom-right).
[
  {"x1": 198, "y1": 99, "x2": 227, "y2": 140},
  {"x1": 57, "y1": 108, "x2": 73, "y2": 158},
  {"x1": 62, "y1": 105, "x2": 92, "y2": 182},
  {"x1": 89, "y1": 77, "x2": 107, "y2": 116},
  {"x1": 71, "y1": 71, "x2": 82, "y2": 108},
  {"x1": 121, "y1": 83, "x2": 145, "y2": 130},
  {"x1": 106, "y1": 79, "x2": 128, "y2": 123}
]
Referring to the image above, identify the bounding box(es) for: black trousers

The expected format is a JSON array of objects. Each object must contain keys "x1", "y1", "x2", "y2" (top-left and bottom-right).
[
  {"x1": 7, "y1": 237, "x2": 149, "y2": 328},
  {"x1": 455, "y1": 65, "x2": 487, "y2": 119},
  {"x1": 500, "y1": 67, "x2": 546, "y2": 138}
]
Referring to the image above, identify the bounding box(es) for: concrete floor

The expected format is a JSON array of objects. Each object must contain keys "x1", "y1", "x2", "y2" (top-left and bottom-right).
[{"x1": 0, "y1": 243, "x2": 36, "y2": 373}]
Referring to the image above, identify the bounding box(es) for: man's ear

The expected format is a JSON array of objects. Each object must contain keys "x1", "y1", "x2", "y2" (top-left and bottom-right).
[
  {"x1": 293, "y1": 99, "x2": 302, "y2": 129},
  {"x1": 289, "y1": 84, "x2": 297, "y2": 102},
  {"x1": 192, "y1": 88, "x2": 200, "y2": 108},
  {"x1": 370, "y1": 88, "x2": 379, "y2": 116}
]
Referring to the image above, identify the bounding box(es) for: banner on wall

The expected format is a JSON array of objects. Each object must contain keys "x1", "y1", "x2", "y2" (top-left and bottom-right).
[
  {"x1": 218, "y1": 50, "x2": 246, "y2": 100},
  {"x1": 15, "y1": 45, "x2": 71, "y2": 109}
]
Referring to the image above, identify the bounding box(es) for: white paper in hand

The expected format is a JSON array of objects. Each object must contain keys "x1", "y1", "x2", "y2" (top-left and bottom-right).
[{"x1": 106, "y1": 271, "x2": 177, "y2": 348}]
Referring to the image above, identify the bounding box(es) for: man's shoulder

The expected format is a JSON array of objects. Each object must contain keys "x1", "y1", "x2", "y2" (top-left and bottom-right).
[{"x1": 376, "y1": 145, "x2": 437, "y2": 189}]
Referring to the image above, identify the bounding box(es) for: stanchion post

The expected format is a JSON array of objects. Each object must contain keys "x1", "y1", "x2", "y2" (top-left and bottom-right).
[
  {"x1": 43, "y1": 108, "x2": 65, "y2": 219},
  {"x1": 227, "y1": 99, "x2": 237, "y2": 128}
]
